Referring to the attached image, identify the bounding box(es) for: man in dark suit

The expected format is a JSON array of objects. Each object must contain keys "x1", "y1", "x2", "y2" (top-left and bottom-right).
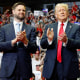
[
  {"x1": 0, "y1": 2, "x2": 37, "y2": 80},
  {"x1": 40, "y1": 3, "x2": 80, "y2": 80}
]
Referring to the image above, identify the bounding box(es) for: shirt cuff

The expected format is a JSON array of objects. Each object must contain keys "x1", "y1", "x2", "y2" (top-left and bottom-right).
[
  {"x1": 47, "y1": 38, "x2": 52, "y2": 45},
  {"x1": 24, "y1": 43, "x2": 28, "y2": 47},
  {"x1": 63, "y1": 39, "x2": 68, "y2": 47}
]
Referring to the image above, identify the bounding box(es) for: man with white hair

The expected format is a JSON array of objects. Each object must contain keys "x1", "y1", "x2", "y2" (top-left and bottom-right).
[{"x1": 40, "y1": 3, "x2": 80, "y2": 80}]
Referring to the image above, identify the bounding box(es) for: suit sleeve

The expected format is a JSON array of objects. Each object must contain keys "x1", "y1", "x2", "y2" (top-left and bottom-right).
[
  {"x1": 0, "y1": 27, "x2": 16, "y2": 52},
  {"x1": 25, "y1": 27, "x2": 37, "y2": 53}
]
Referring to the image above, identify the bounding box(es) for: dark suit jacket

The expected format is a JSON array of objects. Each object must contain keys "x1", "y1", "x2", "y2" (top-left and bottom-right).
[
  {"x1": 40, "y1": 22, "x2": 80, "y2": 79},
  {"x1": 0, "y1": 22, "x2": 37, "y2": 79}
]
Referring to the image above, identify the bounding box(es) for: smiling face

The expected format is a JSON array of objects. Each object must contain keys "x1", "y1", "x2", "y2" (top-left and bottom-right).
[
  {"x1": 55, "y1": 4, "x2": 69, "y2": 22},
  {"x1": 12, "y1": 5, "x2": 26, "y2": 22}
]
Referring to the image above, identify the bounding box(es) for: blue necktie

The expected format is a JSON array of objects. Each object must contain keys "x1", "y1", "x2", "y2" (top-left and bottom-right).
[
  {"x1": 16, "y1": 23, "x2": 20, "y2": 35},
  {"x1": 16, "y1": 23, "x2": 20, "y2": 45}
]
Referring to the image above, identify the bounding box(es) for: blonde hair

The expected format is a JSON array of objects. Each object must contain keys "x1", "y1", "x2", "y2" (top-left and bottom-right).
[{"x1": 55, "y1": 3, "x2": 69, "y2": 13}]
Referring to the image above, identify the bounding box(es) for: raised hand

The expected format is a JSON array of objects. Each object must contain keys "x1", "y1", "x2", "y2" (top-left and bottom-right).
[{"x1": 47, "y1": 28, "x2": 54, "y2": 41}]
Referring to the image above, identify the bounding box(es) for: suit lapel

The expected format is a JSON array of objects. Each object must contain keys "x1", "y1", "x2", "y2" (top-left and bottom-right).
[
  {"x1": 53, "y1": 22, "x2": 58, "y2": 47},
  {"x1": 22, "y1": 23, "x2": 27, "y2": 31},
  {"x1": 65, "y1": 21, "x2": 72, "y2": 35},
  {"x1": 53, "y1": 22, "x2": 58, "y2": 38},
  {"x1": 9, "y1": 23, "x2": 15, "y2": 40},
  {"x1": 22, "y1": 22, "x2": 25, "y2": 31}
]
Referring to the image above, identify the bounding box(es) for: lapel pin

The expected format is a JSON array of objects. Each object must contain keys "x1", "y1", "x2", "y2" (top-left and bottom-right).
[{"x1": 70, "y1": 25, "x2": 72, "y2": 28}]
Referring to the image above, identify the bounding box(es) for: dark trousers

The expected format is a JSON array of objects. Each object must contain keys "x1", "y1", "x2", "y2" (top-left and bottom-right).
[
  {"x1": 1, "y1": 69, "x2": 29, "y2": 80},
  {"x1": 1, "y1": 61, "x2": 29, "y2": 80},
  {"x1": 1, "y1": 68, "x2": 29, "y2": 80},
  {"x1": 46, "y1": 61, "x2": 77, "y2": 80},
  {"x1": 1, "y1": 77, "x2": 29, "y2": 80}
]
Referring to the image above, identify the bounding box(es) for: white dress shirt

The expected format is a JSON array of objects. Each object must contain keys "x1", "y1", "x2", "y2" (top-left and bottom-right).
[
  {"x1": 13, "y1": 20, "x2": 23, "y2": 35},
  {"x1": 57, "y1": 20, "x2": 68, "y2": 36}
]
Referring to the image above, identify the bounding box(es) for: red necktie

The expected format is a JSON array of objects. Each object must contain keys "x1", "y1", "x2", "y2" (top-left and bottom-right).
[{"x1": 57, "y1": 22, "x2": 64, "y2": 63}]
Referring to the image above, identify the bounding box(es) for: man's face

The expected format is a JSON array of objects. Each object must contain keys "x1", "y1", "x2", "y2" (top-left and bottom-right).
[
  {"x1": 12, "y1": 5, "x2": 26, "y2": 21},
  {"x1": 55, "y1": 6, "x2": 69, "y2": 22}
]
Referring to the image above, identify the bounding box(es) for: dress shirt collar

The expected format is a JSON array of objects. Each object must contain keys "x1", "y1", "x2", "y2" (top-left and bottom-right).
[
  {"x1": 13, "y1": 20, "x2": 23, "y2": 35},
  {"x1": 13, "y1": 20, "x2": 23, "y2": 31},
  {"x1": 58, "y1": 19, "x2": 68, "y2": 27},
  {"x1": 58, "y1": 19, "x2": 68, "y2": 32}
]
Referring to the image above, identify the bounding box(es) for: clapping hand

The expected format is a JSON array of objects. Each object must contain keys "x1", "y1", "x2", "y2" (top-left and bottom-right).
[
  {"x1": 58, "y1": 32, "x2": 68, "y2": 44},
  {"x1": 12, "y1": 30, "x2": 28, "y2": 46},
  {"x1": 47, "y1": 28, "x2": 54, "y2": 41},
  {"x1": 16, "y1": 30, "x2": 28, "y2": 45}
]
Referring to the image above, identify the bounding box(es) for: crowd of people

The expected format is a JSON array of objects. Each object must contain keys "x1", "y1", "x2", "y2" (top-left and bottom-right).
[{"x1": 0, "y1": 1, "x2": 80, "y2": 80}]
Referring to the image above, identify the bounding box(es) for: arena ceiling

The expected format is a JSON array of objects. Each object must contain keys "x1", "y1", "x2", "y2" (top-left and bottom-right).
[{"x1": 0, "y1": 0, "x2": 80, "y2": 11}]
